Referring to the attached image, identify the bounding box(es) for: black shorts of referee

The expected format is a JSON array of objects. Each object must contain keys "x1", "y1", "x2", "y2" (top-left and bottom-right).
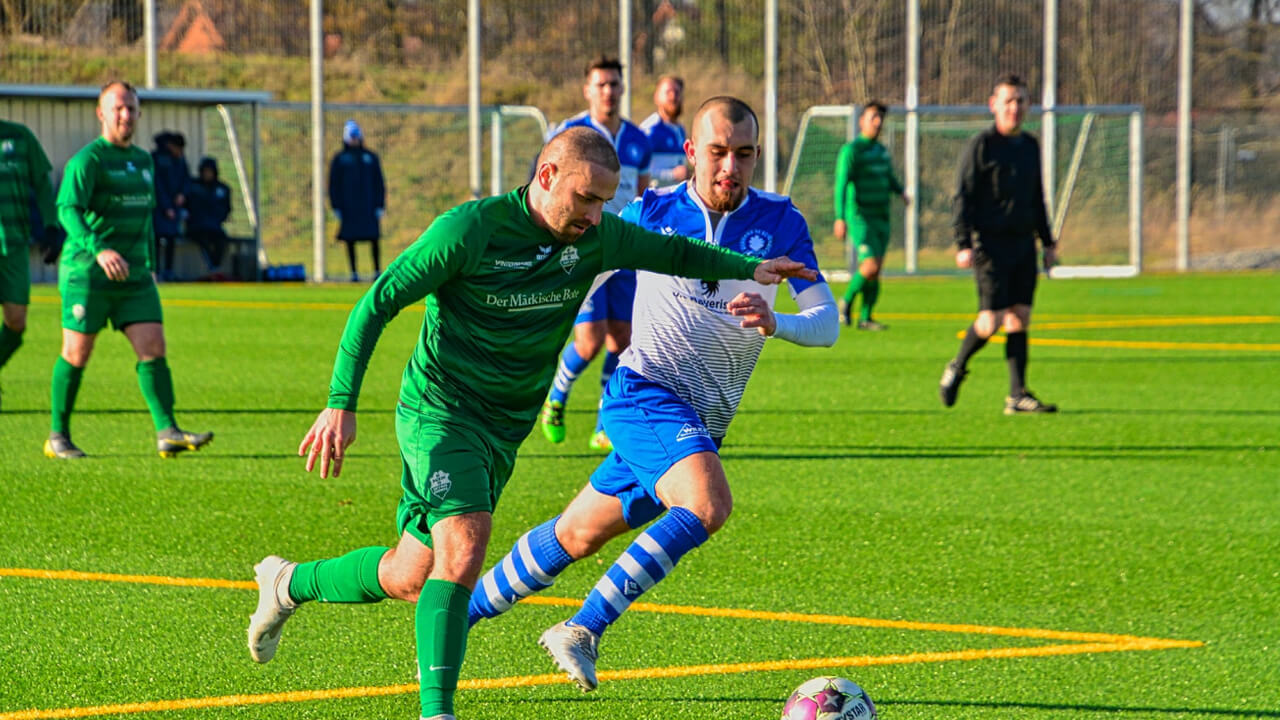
[{"x1": 971, "y1": 235, "x2": 1039, "y2": 311}]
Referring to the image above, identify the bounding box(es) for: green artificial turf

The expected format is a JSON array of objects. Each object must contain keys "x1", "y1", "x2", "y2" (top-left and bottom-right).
[{"x1": 0, "y1": 272, "x2": 1276, "y2": 720}]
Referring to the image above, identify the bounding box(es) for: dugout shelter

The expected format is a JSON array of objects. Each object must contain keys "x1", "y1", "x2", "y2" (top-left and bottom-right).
[{"x1": 0, "y1": 84, "x2": 271, "y2": 281}]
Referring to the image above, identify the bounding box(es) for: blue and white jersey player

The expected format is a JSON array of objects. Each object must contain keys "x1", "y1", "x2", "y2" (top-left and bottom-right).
[
  {"x1": 471, "y1": 97, "x2": 838, "y2": 692},
  {"x1": 540, "y1": 55, "x2": 654, "y2": 452},
  {"x1": 639, "y1": 75, "x2": 688, "y2": 187}
]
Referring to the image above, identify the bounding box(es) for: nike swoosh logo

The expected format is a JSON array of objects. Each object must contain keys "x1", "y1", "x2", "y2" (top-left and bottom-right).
[{"x1": 429, "y1": 665, "x2": 454, "y2": 672}]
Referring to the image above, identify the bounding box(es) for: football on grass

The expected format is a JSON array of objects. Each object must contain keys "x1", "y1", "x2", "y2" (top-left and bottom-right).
[{"x1": 781, "y1": 676, "x2": 877, "y2": 720}]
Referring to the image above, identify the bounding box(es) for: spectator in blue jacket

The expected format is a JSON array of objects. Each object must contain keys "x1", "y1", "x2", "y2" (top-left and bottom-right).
[
  {"x1": 327, "y1": 120, "x2": 386, "y2": 282},
  {"x1": 151, "y1": 131, "x2": 191, "y2": 280},
  {"x1": 186, "y1": 157, "x2": 232, "y2": 276}
]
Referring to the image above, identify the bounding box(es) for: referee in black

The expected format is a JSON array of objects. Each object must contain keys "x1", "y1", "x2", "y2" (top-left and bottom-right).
[{"x1": 940, "y1": 73, "x2": 1058, "y2": 414}]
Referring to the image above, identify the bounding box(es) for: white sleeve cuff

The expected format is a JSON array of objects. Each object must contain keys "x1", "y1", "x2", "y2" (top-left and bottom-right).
[{"x1": 771, "y1": 283, "x2": 839, "y2": 347}]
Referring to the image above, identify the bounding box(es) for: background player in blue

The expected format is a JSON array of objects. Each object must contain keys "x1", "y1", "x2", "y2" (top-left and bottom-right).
[
  {"x1": 469, "y1": 97, "x2": 838, "y2": 692},
  {"x1": 540, "y1": 56, "x2": 653, "y2": 451},
  {"x1": 639, "y1": 75, "x2": 688, "y2": 187}
]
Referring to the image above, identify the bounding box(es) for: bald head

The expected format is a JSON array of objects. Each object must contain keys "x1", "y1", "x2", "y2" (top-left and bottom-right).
[
  {"x1": 538, "y1": 126, "x2": 620, "y2": 175},
  {"x1": 97, "y1": 80, "x2": 140, "y2": 147},
  {"x1": 691, "y1": 96, "x2": 758, "y2": 144}
]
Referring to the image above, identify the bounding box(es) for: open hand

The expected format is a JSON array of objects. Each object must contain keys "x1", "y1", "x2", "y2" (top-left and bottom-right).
[
  {"x1": 96, "y1": 249, "x2": 130, "y2": 281},
  {"x1": 754, "y1": 257, "x2": 818, "y2": 285},
  {"x1": 955, "y1": 248, "x2": 973, "y2": 269},
  {"x1": 299, "y1": 407, "x2": 357, "y2": 479}
]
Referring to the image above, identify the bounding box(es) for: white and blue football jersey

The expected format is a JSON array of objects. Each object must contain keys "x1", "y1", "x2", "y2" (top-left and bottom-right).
[
  {"x1": 618, "y1": 183, "x2": 824, "y2": 437},
  {"x1": 639, "y1": 112, "x2": 687, "y2": 187},
  {"x1": 549, "y1": 112, "x2": 652, "y2": 215}
]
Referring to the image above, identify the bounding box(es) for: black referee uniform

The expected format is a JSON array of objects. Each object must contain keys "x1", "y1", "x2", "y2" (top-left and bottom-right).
[{"x1": 953, "y1": 125, "x2": 1054, "y2": 310}]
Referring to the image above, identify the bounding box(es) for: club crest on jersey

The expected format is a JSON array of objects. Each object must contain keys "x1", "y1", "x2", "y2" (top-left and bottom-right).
[
  {"x1": 559, "y1": 245, "x2": 579, "y2": 274},
  {"x1": 429, "y1": 470, "x2": 452, "y2": 499},
  {"x1": 625, "y1": 144, "x2": 644, "y2": 163},
  {"x1": 739, "y1": 229, "x2": 773, "y2": 258},
  {"x1": 142, "y1": 169, "x2": 152, "y2": 184},
  {"x1": 675, "y1": 423, "x2": 710, "y2": 442}
]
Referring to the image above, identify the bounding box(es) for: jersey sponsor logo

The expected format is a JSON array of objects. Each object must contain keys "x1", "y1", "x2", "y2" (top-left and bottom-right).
[
  {"x1": 675, "y1": 423, "x2": 710, "y2": 442},
  {"x1": 485, "y1": 287, "x2": 583, "y2": 312},
  {"x1": 429, "y1": 470, "x2": 452, "y2": 499},
  {"x1": 494, "y1": 259, "x2": 534, "y2": 270},
  {"x1": 739, "y1": 229, "x2": 773, "y2": 257},
  {"x1": 559, "y1": 245, "x2": 579, "y2": 274},
  {"x1": 672, "y1": 288, "x2": 729, "y2": 312},
  {"x1": 700, "y1": 279, "x2": 720, "y2": 297}
]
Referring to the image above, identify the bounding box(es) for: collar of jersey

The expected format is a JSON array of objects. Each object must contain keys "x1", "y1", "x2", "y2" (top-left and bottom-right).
[{"x1": 681, "y1": 182, "x2": 752, "y2": 246}]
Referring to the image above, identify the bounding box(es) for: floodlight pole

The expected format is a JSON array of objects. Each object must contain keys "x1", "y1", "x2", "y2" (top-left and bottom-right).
[
  {"x1": 1176, "y1": 0, "x2": 1193, "y2": 271},
  {"x1": 310, "y1": 0, "x2": 326, "y2": 282},
  {"x1": 904, "y1": 0, "x2": 920, "y2": 273},
  {"x1": 468, "y1": 0, "x2": 482, "y2": 200},
  {"x1": 1042, "y1": 0, "x2": 1057, "y2": 222},
  {"x1": 764, "y1": 0, "x2": 777, "y2": 192},
  {"x1": 144, "y1": 0, "x2": 157, "y2": 88},
  {"x1": 620, "y1": 0, "x2": 632, "y2": 120}
]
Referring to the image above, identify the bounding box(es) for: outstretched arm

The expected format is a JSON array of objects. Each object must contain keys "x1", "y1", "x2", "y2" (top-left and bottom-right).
[{"x1": 730, "y1": 283, "x2": 838, "y2": 346}]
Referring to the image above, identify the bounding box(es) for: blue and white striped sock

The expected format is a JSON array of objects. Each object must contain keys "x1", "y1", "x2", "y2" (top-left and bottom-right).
[
  {"x1": 571, "y1": 506, "x2": 709, "y2": 637},
  {"x1": 549, "y1": 345, "x2": 590, "y2": 405},
  {"x1": 468, "y1": 516, "x2": 573, "y2": 626}
]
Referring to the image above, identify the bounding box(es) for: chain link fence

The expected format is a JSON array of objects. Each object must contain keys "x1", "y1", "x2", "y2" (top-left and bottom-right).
[{"x1": 2, "y1": 0, "x2": 1275, "y2": 276}]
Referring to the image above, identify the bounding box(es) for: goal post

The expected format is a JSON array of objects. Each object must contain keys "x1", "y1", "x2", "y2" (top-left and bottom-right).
[{"x1": 783, "y1": 104, "x2": 1144, "y2": 277}]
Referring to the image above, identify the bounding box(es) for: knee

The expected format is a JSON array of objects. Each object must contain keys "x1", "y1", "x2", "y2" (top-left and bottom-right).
[
  {"x1": 432, "y1": 547, "x2": 487, "y2": 590},
  {"x1": 380, "y1": 570, "x2": 425, "y2": 602},
  {"x1": 1005, "y1": 308, "x2": 1031, "y2": 333},
  {"x1": 973, "y1": 313, "x2": 998, "y2": 338},
  {"x1": 682, "y1": 496, "x2": 733, "y2": 536},
  {"x1": 557, "y1": 521, "x2": 608, "y2": 560},
  {"x1": 3, "y1": 309, "x2": 26, "y2": 333}
]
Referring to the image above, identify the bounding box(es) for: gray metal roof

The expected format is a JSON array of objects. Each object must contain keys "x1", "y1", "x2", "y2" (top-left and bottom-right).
[{"x1": 0, "y1": 84, "x2": 272, "y2": 104}]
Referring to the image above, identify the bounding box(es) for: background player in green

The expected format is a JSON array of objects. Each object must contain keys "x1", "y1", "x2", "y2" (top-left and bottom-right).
[
  {"x1": 0, "y1": 119, "x2": 62, "y2": 411},
  {"x1": 832, "y1": 101, "x2": 909, "y2": 330},
  {"x1": 245, "y1": 127, "x2": 814, "y2": 720},
  {"x1": 47, "y1": 81, "x2": 213, "y2": 459}
]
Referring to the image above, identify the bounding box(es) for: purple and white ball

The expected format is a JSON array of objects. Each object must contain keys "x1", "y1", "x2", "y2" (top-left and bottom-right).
[{"x1": 781, "y1": 676, "x2": 877, "y2": 720}]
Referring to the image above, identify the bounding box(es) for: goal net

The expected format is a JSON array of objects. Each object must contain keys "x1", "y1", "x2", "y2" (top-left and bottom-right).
[{"x1": 783, "y1": 105, "x2": 1143, "y2": 277}]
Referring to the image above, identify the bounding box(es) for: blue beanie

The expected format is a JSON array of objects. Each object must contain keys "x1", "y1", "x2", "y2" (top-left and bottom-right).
[{"x1": 343, "y1": 119, "x2": 362, "y2": 143}]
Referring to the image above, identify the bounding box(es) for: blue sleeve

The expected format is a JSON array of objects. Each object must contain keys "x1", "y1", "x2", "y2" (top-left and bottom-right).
[
  {"x1": 637, "y1": 134, "x2": 652, "y2": 174},
  {"x1": 619, "y1": 196, "x2": 645, "y2": 226}
]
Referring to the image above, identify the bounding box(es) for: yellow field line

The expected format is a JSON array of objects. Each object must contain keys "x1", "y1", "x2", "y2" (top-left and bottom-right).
[
  {"x1": 3, "y1": 567, "x2": 1167, "y2": 644},
  {"x1": 1033, "y1": 315, "x2": 1280, "y2": 330},
  {"x1": 966, "y1": 334, "x2": 1280, "y2": 352},
  {"x1": 0, "y1": 640, "x2": 1201, "y2": 720}
]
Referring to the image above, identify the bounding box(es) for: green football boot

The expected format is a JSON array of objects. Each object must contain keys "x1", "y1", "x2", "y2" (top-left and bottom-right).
[{"x1": 540, "y1": 399, "x2": 566, "y2": 444}]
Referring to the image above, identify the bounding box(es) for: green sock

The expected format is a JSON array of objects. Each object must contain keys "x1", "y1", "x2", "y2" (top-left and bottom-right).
[
  {"x1": 50, "y1": 357, "x2": 85, "y2": 436},
  {"x1": 860, "y1": 279, "x2": 880, "y2": 322},
  {"x1": 136, "y1": 358, "x2": 177, "y2": 431},
  {"x1": 0, "y1": 324, "x2": 22, "y2": 369},
  {"x1": 288, "y1": 546, "x2": 390, "y2": 604},
  {"x1": 843, "y1": 272, "x2": 865, "y2": 306},
  {"x1": 417, "y1": 579, "x2": 472, "y2": 718}
]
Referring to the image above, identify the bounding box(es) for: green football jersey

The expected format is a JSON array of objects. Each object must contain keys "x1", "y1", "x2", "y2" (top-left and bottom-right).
[
  {"x1": 0, "y1": 120, "x2": 55, "y2": 255},
  {"x1": 56, "y1": 137, "x2": 156, "y2": 283},
  {"x1": 328, "y1": 186, "x2": 761, "y2": 444},
  {"x1": 834, "y1": 134, "x2": 903, "y2": 222}
]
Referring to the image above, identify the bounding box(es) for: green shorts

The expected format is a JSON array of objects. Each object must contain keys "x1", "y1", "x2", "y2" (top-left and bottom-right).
[
  {"x1": 394, "y1": 402, "x2": 517, "y2": 548},
  {"x1": 0, "y1": 245, "x2": 31, "y2": 306},
  {"x1": 849, "y1": 215, "x2": 891, "y2": 264},
  {"x1": 59, "y1": 275, "x2": 163, "y2": 334}
]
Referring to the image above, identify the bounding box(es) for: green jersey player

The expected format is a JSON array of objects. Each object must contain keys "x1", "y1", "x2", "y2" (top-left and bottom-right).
[
  {"x1": 245, "y1": 127, "x2": 815, "y2": 720},
  {"x1": 0, "y1": 119, "x2": 60, "y2": 411},
  {"x1": 832, "y1": 101, "x2": 909, "y2": 330},
  {"x1": 46, "y1": 81, "x2": 212, "y2": 459}
]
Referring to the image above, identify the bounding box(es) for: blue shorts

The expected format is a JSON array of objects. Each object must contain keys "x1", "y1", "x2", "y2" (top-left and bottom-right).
[
  {"x1": 589, "y1": 367, "x2": 722, "y2": 528},
  {"x1": 575, "y1": 270, "x2": 636, "y2": 325}
]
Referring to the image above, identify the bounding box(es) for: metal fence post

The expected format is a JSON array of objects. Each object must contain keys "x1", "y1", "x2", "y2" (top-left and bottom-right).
[{"x1": 310, "y1": 0, "x2": 325, "y2": 282}]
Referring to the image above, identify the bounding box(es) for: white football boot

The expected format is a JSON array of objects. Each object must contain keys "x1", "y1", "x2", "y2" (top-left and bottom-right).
[
  {"x1": 538, "y1": 620, "x2": 600, "y2": 692},
  {"x1": 247, "y1": 555, "x2": 298, "y2": 663}
]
